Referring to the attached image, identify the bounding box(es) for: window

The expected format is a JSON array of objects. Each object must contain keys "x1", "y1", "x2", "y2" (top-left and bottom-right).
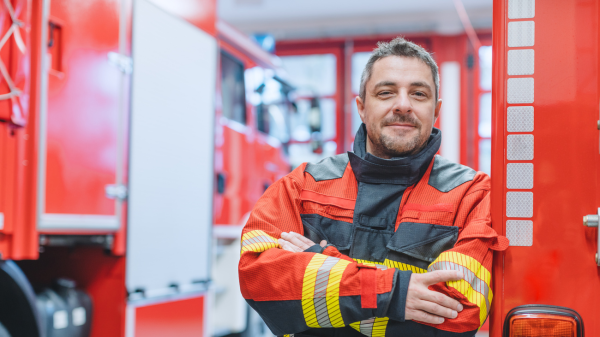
[
  {"x1": 351, "y1": 52, "x2": 372, "y2": 134},
  {"x1": 280, "y1": 54, "x2": 338, "y2": 167},
  {"x1": 478, "y1": 46, "x2": 493, "y2": 175},
  {"x1": 220, "y1": 52, "x2": 247, "y2": 125}
]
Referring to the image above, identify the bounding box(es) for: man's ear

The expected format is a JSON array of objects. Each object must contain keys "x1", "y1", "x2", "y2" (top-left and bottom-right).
[
  {"x1": 356, "y1": 96, "x2": 366, "y2": 122},
  {"x1": 433, "y1": 99, "x2": 442, "y2": 124}
]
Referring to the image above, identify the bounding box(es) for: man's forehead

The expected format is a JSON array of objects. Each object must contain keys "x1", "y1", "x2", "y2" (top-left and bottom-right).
[{"x1": 369, "y1": 55, "x2": 434, "y2": 87}]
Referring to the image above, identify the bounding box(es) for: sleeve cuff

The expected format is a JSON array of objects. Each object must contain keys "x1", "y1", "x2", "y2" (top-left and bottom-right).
[
  {"x1": 303, "y1": 244, "x2": 325, "y2": 254},
  {"x1": 385, "y1": 270, "x2": 412, "y2": 322}
]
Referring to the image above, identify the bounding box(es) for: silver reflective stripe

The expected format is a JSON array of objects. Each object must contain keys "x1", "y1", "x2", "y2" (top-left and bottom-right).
[
  {"x1": 313, "y1": 257, "x2": 338, "y2": 328},
  {"x1": 358, "y1": 318, "x2": 375, "y2": 336},
  {"x1": 428, "y1": 261, "x2": 490, "y2": 313},
  {"x1": 241, "y1": 235, "x2": 276, "y2": 246}
]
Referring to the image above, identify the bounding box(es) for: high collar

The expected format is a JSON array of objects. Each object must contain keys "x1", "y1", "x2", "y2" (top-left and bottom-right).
[{"x1": 348, "y1": 123, "x2": 441, "y2": 185}]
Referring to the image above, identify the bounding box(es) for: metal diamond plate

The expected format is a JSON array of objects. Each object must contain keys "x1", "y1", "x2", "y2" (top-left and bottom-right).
[
  {"x1": 506, "y1": 220, "x2": 533, "y2": 246},
  {"x1": 508, "y1": 21, "x2": 535, "y2": 47},
  {"x1": 507, "y1": 134, "x2": 534, "y2": 160},
  {"x1": 507, "y1": 106, "x2": 534, "y2": 132},
  {"x1": 507, "y1": 78, "x2": 534, "y2": 104},
  {"x1": 508, "y1": 0, "x2": 535, "y2": 19},
  {"x1": 507, "y1": 163, "x2": 533, "y2": 189},
  {"x1": 506, "y1": 192, "x2": 533, "y2": 218},
  {"x1": 508, "y1": 49, "x2": 534, "y2": 75}
]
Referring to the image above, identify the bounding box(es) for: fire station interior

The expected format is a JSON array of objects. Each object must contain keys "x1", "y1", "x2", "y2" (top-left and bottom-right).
[{"x1": 0, "y1": 0, "x2": 596, "y2": 336}]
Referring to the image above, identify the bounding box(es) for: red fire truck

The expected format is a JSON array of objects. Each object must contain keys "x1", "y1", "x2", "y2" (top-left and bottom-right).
[{"x1": 0, "y1": 0, "x2": 293, "y2": 336}]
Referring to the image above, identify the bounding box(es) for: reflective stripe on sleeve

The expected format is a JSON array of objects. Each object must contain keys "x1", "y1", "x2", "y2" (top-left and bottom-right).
[
  {"x1": 428, "y1": 251, "x2": 492, "y2": 327},
  {"x1": 240, "y1": 230, "x2": 281, "y2": 255},
  {"x1": 302, "y1": 254, "x2": 351, "y2": 328},
  {"x1": 349, "y1": 317, "x2": 389, "y2": 337}
]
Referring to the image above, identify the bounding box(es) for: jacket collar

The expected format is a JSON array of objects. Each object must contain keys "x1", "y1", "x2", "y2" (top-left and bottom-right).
[{"x1": 348, "y1": 123, "x2": 441, "y2": 185}]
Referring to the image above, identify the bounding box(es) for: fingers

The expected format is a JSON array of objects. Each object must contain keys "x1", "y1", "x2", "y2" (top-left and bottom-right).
[
  {"x1": 278, "y1": 238, "x2": 303, "y2": 252},
  {"x1": 420, "y1": 289, "x2": 463, "y2": 312},
  {"x1": 405, "y1": 308, "x2": 445, "y2": 324},
  {"x1": 421, "y1": 270, "x2": 464, "y2": 286},
  {"x1": 281, "y1": 232, "x2": 314, "y2": 250},
  {"x1": 414, "y1": 300, "x2": 457, "y2": 319},
  {"x1": 287, "y1": 232, "x2": 318, "y2": 247},
  {"x1": 320, "y1": 240, "x2": 327, "y2": 247}
]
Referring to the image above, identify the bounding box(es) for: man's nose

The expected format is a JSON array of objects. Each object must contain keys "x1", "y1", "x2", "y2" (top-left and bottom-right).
[{"x1": 392, "y1": 90, "x2": 412, "y2": 113}]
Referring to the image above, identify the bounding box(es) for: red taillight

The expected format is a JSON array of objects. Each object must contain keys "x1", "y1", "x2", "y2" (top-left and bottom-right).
[
  {"x1": 504, "y1": 305, "x2": 584, "y2": 337},
  {"x1": 509, "y1": 314, "x2": 577, "y2": 337}
]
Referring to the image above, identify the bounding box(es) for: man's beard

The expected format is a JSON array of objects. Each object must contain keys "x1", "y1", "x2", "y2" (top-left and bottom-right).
[{"x1": 368, "y1": 114, "x2": 428, "y2": 158}]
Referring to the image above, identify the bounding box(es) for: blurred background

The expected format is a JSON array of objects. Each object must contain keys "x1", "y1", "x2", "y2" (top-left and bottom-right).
[{"x1": 0, "y1": 0, "x2": 494, "y2": 336}]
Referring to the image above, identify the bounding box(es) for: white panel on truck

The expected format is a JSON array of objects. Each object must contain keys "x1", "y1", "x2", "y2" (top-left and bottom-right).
[{"x1": 127, "y1": 0, "x2": 216, "y2": 296}]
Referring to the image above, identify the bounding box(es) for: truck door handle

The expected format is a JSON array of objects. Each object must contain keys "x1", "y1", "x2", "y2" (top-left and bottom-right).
[
  {"x1": 583, "y1": 208, "x2": 600, "y2": 266},
  {"x1": 216, "y1": 173, "x2": 226, "y2": 194}
]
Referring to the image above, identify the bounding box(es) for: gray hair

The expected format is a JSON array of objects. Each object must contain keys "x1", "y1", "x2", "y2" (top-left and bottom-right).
[{"x1": 359, "y1": 37, "x2": 439, "y2": 102}]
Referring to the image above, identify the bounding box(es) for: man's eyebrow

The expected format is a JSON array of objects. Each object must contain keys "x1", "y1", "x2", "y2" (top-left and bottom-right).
[
  {"x1": 373, "y1": 81, "x2": 397, "y2": 89},
  {"x1": 410, "y1": 81, "x2": 433, "y2": 91}
]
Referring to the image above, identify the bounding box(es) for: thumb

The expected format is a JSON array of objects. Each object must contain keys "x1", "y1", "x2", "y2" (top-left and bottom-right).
[{"x1": 320, "y1": 240, "x2": 327, "y2": 247}]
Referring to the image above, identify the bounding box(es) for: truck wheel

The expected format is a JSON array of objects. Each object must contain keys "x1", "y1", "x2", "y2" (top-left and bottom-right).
[{"x1": 0, "y1": 322, "x2": 12, "y2": 337}]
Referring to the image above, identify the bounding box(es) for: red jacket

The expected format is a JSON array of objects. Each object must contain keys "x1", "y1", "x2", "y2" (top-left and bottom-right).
[{"x1": 239, "y1": 126, "x2": 508, "y2": 337}]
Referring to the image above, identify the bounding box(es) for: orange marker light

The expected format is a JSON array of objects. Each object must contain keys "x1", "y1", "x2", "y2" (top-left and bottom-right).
[
  {"x1": 509, "y1": 314, "x2": 577, "y2": 337},
  {"x1": 504, "y1": 305, "x2": 583, "y2": 337}
]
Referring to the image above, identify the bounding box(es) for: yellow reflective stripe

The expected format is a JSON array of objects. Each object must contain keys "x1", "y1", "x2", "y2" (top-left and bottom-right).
[
  {"x1": 371, "y1": 317, "x2": 389, "y2": 337},
  {"x1": 429, "y1": 251, "x2": 492, "y2": 327},
  {"x1": 240, "y1": 242, "x2": 279, "y2": 255},
  {"x1": 349, "y1": 321, "x2": 361, "y2": 333},
  {"x1": 325, "y1": 259, "x2": 351, "y2": 327},
  {"x1": 241, "y1": 230, "x2": 268, "y2": 240},
  {"x1": 240, "y1": 230, "x2": 281, "y2": 255},
  {"x1": 353, "y1": 258, "x2": 427, "y2": 274},
  {"x1": 348, "y1": 317, "x2": 389, "y2": 337},
  {"x1": 301, "y1": 254, "x2": 328, "y2": 328}
]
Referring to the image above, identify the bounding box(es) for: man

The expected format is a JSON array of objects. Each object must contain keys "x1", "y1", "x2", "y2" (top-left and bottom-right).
[{"x1": 238, "y1": 37, "x2": 508, "y2": 337}]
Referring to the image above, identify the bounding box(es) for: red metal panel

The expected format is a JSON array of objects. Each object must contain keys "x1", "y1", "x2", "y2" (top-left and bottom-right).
[
  {"x1": 0, "y1": 0, "x2": 30, "y2": 126},
  {"x1": 0, "y1": 0, "x2": 40, "y2": 260},
  {"x1": 134, "y1": 296, "x2": 205, "y2": 337},
  {"x1": 44, "y1": 0, "x2": 121, "y2": 216},
  {"x1": 491, "y1": 0, "x2": 599, "y2": 335}
]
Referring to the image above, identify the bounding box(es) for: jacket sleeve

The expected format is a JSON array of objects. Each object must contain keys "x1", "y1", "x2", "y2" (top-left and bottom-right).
[
  {"x1": 238, "y1": 166, "x2": 410, "y2": 336},
  {"x1": 424, "y1": 174, "x2": 509, "y2": 334}
]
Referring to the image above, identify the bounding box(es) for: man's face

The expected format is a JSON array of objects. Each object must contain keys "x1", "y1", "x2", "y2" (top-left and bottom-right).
[{"x1": 356, "y1": 56, "x2": 442, "y2": 159}]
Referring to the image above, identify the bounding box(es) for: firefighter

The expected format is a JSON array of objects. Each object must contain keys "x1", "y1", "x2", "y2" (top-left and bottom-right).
[{"x1": 238, "y1": 37, "x2": 508, "y2": 337}]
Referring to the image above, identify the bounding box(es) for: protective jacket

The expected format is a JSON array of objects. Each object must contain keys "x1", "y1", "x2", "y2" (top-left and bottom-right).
[{"x1": 239, "y1": 125, "x2": 508, "y2": 337}]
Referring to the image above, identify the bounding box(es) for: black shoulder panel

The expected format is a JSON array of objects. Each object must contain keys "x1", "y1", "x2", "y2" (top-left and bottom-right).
[
  {"x1": 305, "y1": 153, "x2": 349, "y2": 181},
  {"x1": 428, "y1": 156, "x2": 476, "y2": 193}
]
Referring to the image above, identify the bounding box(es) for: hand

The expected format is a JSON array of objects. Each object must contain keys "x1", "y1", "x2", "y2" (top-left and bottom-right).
[
  {"x1": 278, "y1": 231, "x2": 327, "y2": 252},
  {"x1": 405, "y1": 271, "x2": 464, "y2": 324}
]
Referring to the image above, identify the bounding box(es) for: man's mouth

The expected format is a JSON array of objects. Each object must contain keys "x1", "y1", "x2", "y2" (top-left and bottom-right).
[{"x1": 386, "y1": 123, "x2": 416, "y2": 129}]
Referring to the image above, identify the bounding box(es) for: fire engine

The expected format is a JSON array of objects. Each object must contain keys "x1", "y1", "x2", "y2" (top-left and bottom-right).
[
  {"x1": 0, "y1": 0, "x2": 596, "y2": 336},
  {"x1": 0, "y1": 0, "x2": 292, "y2": 335}
]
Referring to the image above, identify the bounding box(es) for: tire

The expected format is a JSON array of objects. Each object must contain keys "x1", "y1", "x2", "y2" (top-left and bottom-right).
[{"x1": 0, "y1": 322, "x2": 12, "y2": 337}]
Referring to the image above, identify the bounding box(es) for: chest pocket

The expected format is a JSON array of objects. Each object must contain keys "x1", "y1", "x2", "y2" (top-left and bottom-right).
[
  {"x1": 386, "y1": 222, "x2": 458, "y2": 270},
  {"x1": 301, "y1": 214, "x2": 354, "y2": 251},
  {"x1": 300, "y1": 190, "x2": 356, "y2": 250},
  {"x1": 399, "y1": 203, "x2": 456, "y2": 226}
]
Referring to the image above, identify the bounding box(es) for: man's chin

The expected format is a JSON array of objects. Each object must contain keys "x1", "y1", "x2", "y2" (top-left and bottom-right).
[{"x1": 379, "y1": 131, "x2": 426, "y2": 155}]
